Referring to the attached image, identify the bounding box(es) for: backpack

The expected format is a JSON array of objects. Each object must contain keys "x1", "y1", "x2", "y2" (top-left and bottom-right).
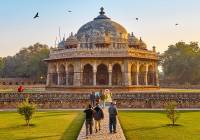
[{"x1": 94, "y1": 109, "x2": 102, "y2": 120}]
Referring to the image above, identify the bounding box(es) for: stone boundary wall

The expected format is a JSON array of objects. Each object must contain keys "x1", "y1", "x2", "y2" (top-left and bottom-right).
[
  {"x1": 1, "y1": 92, "x2": 200, "y2": 109},
  {"x1": 113, "y1": 93, "x2": 200, "y2": 108},
  {"x1": 0, "y1": 93, "x2": 90, "y2": 109},
  {"x1": 160, "y1": 84, "x2": 200, "y2": 89}
]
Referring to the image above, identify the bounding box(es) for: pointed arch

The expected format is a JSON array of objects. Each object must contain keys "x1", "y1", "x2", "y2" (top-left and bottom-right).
[
  {"x1": 68, "y1": 64, "x2": 74, "y2": 85},
  {"x1": 131, "y1": 64, "x2": 137, "y2": 85},
  {"x1": 147, "y1": 65, "x2": 154, "y2": 85},
  {"x1": 112, "y1": 63, "x2": 122, "y2": 85},
  {"x1": 83, "y1": 64, "x2": 93, "y2": 85},
  {"x1": 96, "y1": 64, "x2": 109, "y2": 85},
  {"x1": 59, "y1": 64, "x2": 66, "y2": 85},
  {"x1": 139, "y1": 64, "x2": 146, "y2": 85},
  {"x1": 50, "y1": 64, "x2": 58, "y2": 85}
]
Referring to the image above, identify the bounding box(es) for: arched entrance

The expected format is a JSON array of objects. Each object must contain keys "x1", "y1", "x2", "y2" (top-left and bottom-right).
[
  {"x1": 131, "y1": 64, "x2": 137, "y2": 85},
  {"x1": 59, "y1": 64, "x2": 66, "y2": 85},
  {"x1": 68, "y1": 64, "x2": 74, "y2": 85},
  {"x1": 51, "y1": 65, "x2": 58, "y2": 85},
  {"x1": 112, "y1": 64, "x2": 122, "y2": 85},
  {"x1": 83, "y1": 64, "x2": 93, "y2": 85},
  {"x1": 147, "y1": 65, "x2": 154, "y2": 85},
  {"x1": 139, "y1": 65, "x2": 146, "y2": 85},
  {"x1": 96, "y1": 64, "x2": 109, "y2": 85}
]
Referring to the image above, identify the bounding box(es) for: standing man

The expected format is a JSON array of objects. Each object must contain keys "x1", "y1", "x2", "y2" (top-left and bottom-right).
[
  {"x1": 84, "y1": 104, "x2": 94, "y2": 136},
  {"x1": 108, "y1": 102, "x2": 118, "y2": 133},
  {"x1": 94, "y1": 103, "x2": 104, "y2": 132}
]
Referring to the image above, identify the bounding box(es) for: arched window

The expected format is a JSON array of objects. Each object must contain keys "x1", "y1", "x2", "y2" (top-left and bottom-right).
[
  {"x1": 83, "y1": 64, "x2": 93, "y2": 85},
  {"x1": 139, "y1": 65, "x2": 146, "y2": 85},
  {"x1": 59, "y1": 64, "x2": 66, "y2": 85},
  {"x1": 112, "y1": 64, "x2": 122, "y2": 85},
  {"x1": 147, "y1": 65, "x2": 154, "y2": 85},
  {"x1": 50, "y1": 64, "x2": 58, "y2": 85},
  {"x1": 68, "y1": 64, "x2": 74, "y2": 85},
  {"x1": 96, "y1": 64, "x2": 109, "y2": 85},
  {"x1": 131, "y1": 64, "x2": 137, "y2": 85}
]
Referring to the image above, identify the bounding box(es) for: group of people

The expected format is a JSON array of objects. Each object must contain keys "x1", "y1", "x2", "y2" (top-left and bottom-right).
[
  {"x1": 90, "y1": 89, "x2": 112, "y2": 109},
  {"x1": 84, "y1": 103, "x2": 104, "y2": 136},
  {"x1": 84, "y1": 89, "x2": 118, "y2": 137}
]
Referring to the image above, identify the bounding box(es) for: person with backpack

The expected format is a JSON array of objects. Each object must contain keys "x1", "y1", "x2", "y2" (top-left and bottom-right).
[
  {"x1": 108, "y1": 102, "x2": 118, "y2": 133},
  {"x1": 94, "y1": 103, "x2": 104, "y2": 133},
  {"x1": 84, "y1": 104, "x2": 94, "y2": 136}
]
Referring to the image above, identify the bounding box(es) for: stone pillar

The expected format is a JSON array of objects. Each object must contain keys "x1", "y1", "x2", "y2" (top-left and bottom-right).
[
  {"x1": 93, "y1": 63, "x2": 97, "y2": 86},
  {"x1": 93, "y1": 72, "x2": 96, "y2": 86},
  {"x1": 109, "y1": 64, "x2": 112, "y2": 86},
  {"x1": 57, "y1": 73, "x2": 61, "y2": 85},
  {"x1": 46, "y1": 73, "x2": 50, "y2": 86},
  {"x1": 136, "y1": 62, "x2": 139, "y2": 86},
  {"x1": 145, "y1": 64, "x2": 148, "y2": 86},
  {"x1": 155, "y1": 64, "x2": 159, "y2": 86},
  {"x1": 121, "y1": 63, "x2": 125, "y2": 86},
  {"x1": 124, "y1": 60, "x2": 131, "y2": 86},
  {"x1": 56, "y1": 63, "x2": 60, "y2": 85},
  {"x1": 74, "y1": 60, "x2": 81, "y2": 86},
  {"x1": 65, "y1": 73, "x2": 68, "y2": 86}
]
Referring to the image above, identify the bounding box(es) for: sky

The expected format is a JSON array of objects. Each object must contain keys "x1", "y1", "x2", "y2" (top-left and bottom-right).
[{"x1": 0, "y1": 0, "x2": 200, "y2": 57}]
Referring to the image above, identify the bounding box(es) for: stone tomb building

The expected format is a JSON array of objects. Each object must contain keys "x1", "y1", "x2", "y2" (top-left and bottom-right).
[{"x1": 45, "y1": 7, "x2": 159, "y2": 93}]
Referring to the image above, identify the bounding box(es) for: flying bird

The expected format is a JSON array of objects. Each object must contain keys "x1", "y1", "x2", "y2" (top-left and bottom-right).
[
  {"x1": 175, "y1": 23, "x2": 179, "y2": 26},
  {"x1": 33, "y1": 12, "x2": 39, "y2": 19},
  {"x1": 136, "y1": 18, "x2": 139, "y2": 21},
  {"x1": 67, "y1": 10, "x2": 72, "y2": 13}
]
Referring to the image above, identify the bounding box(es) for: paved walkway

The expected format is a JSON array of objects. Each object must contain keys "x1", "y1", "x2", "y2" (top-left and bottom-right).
[{"x1": 77, "y1": 108, "x2": 126, "y2": 140}]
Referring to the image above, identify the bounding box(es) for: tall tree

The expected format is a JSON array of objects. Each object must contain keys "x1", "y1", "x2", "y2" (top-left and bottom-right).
[
  {"x1": 160, "y1": 41, "x2": 200, "y2": 84},
  {"x1": 0, "y1": 43, "x2": 50, "y2": 82}
]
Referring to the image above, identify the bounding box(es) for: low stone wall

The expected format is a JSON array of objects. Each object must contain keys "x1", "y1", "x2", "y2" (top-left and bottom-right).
[
  {"x1": 1, "y1": 92, "x2": 200, "y2": 109},
  {"x1": 113, "y1": 93, "x2": 200, "y2": 108},
  {"x1": 0, "y1": 93, "x2": 90, "y2": 109}
]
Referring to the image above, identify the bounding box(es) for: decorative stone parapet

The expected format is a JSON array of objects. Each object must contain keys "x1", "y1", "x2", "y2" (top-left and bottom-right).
[{"x1": 46, "y1": 47, "x2": 158, "y2": 61}]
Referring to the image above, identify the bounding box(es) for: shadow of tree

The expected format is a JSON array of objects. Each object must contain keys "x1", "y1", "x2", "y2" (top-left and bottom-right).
[
  {"x1": 126, "y1": 124, "x2": 183, "y2": 132},
  {"x1": 60, "y1": 113, "x2": 84, "y2": 140},
  {"x1": 17, "y1": 135, "x2": 60, "y2": 140},
  {"x1": 0, "y1": 124, "x2": 36, "y2": 131},
  {"x1": 34, "y1": 112, "x2": 69, "y2": 119},
  {"x1": 165, "y1": 124, "x2": 183, "y2": 127}
]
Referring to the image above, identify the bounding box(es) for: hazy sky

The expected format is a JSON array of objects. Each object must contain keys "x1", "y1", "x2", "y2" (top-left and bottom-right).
[{"x1": 0, "y1": 0, "x2": 200, "y2": 57}]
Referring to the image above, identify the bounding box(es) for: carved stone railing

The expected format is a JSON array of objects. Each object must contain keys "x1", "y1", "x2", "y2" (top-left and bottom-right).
[{"x1": 46, "y1": 47, "x2": 158, "y2": 60}]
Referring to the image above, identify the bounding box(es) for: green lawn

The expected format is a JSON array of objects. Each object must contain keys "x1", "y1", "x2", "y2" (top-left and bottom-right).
[
  {"x1": 119, "y1": 111, "x2": 200, "y2": 140},
  {"x1": 0, "y1": 111, "x2": 84, "y2": 140}
]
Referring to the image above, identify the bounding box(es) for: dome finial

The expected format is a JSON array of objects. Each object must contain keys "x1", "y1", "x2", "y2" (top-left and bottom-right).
[{"x1": 99, "y1": 7, "x2": 105, "y2": 15}]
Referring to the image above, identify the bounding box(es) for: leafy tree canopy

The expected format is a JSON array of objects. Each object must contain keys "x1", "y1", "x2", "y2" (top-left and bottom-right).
[
  {"x1": 0, "y1": 43, "x2": 50, "y2": 82},
  {"x1": 160, "y1": 41, "x2": 200, "y2": 84}
]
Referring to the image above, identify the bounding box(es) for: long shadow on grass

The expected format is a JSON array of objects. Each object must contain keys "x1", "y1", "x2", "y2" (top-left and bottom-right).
[
  {"x1": 17, "y1": 135, "x2": 60, "y2": 140},
  {"x1": 60, "y1": 112, "x2": 84, "y2": 140},
  {"x1": 126, "y1": 124, "x2": 183, "y2": 132},
  {"x1": 34, "y1": 112, "x2": 70, "y2": 119},
  {"x1": 0, "y1": 124, "x2": 36, "y2": 131}
]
